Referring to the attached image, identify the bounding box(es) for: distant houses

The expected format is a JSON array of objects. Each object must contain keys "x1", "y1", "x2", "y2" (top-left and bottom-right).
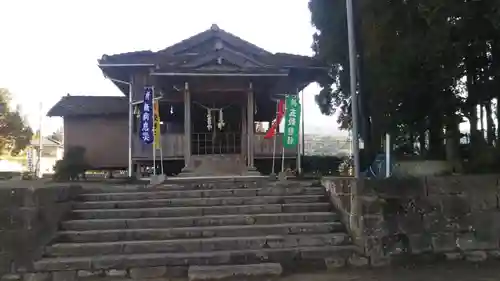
[
  {"x1": 304, "y1": 134, "x2": 361, "y2": 157},
  {"x1": 29, "y1": 137, "x2": 63, "y2": 174}
]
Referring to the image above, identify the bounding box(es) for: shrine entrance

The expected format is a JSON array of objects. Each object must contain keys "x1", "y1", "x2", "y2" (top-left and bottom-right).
[
  {"x1": 185, "y1": 91, "x2": 248, "y2": 176},
  {"x1": 191, "y1": 99, "x2": 243, "y2": 156}
]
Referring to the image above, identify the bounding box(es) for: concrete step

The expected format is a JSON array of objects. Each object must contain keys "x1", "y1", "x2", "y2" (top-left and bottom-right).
[
  {"x1": 46, "y1": 233, "x2": 352, "y2": 257},
  {"x1": 61, "y1": 212, "x2": 339, "y2": 231},
  {"x1": 34, "y1": 245, "x2": 358, "y2": 271},
  {"x1": 72, "y1": 195, "x2": 326, "y2": 210},
  {"x1": 188, "y1": 263, "x2": 283, "y2": 281},
  {"x1": 55, "y1": 222, "x2": 344, "y2": 243},
  {"x1": 78, "y1": 187, "x2": 325, "y2": 201},
  {"x1": 71, "y1": 203, "x2": 331, "y2": 219}
]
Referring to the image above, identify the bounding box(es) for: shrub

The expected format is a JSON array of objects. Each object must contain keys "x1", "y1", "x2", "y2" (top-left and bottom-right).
[{"x1": 53, "y1": 146, "x2": 90, "y2": 181}]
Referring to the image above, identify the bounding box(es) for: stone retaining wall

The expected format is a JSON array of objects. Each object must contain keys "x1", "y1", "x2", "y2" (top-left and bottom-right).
[
  {"x1": 322, "y1": 175, "x2": 500, "y2": 265},
  {"x1": 0, "y1": 184, "x2": 81, "y2": 276}
]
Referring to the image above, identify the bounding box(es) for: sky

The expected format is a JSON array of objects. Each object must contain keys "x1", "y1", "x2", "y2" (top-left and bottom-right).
[{"x1": 0, "y1": 0, "x2": 346, "y2": 137}]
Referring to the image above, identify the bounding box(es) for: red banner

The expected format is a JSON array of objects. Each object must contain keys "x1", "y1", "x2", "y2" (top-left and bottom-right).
[{"x1": 264, "y1": 99, "x2": 285, "y2": 139}]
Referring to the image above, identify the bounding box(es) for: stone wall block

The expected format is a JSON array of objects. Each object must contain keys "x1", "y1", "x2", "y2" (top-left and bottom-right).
[
  {"x1": 440, "y1": 195, "x2": 470, "y2": 219},
  {"x1": 0, "y1": 252, "x2": 12, "y2": 275},
  {"x1": 129, "y1": 266, "x2": 167, "y2": 279},
  {"x1": 0, "y1": 185, "x2": 81, "y2": 276},
  {"x1": 407, "y1": 233, "x2": 433, "y2": 254},
  {"x1": 465, "y1": 251, "x2": 488, "y2": 262},
  {"x1": 361, "y1": 196, "x2": 384, "y2": 215},
  {"x1": 444, "y1": 252, "x2": 462, "y2": 261},
  {"x1": 365, "y1": 178, "x2": 425, "y2": 199},
  {"x1": 422, "y1": 211, "x2": 455, "y2": 233},
  {"x1": 52, "y1": 271, "x2": 76, "y2": 281},
  {"x1": 426, "y1": 175, "x2": 498, "y2": 195},
  {"x1": 468, "y1": 192, "x2": 498, "y2": 211},
  {"x1": 397, "y1": 212, "x2": 424, "y2": 234},
  {"x1": 456, "y1": 232, "x2": 497, "y2": 251},
  {"x1": 347, "y1": 253, "x2": 369, "y2": 267},
  {"x1": 23, "y1": 273, "x2": 50, "y2": 281},
  {"x1": 0, "y1": 189, "x2": 30, "y2": 208},
  {"x1": 338, "y1": 195, "x2": 351, "y2": 212},
  {"x1": 362, "y1": 215, "x2": 387, "y2": 237},
  {"x1": 431, "y1": 233, "x2": 456, "y2": 252},
  {"x1": 464, "y1": 212, "x2": 500, "y2": 237}
]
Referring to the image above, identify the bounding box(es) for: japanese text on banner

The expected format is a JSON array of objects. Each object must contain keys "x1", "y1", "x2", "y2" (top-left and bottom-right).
[
  {"x1": 140, "y1": 86, "x2": 154, "y2": 144},
  {"x1": 153, "y1": 102, "x2": 161, "y2": 149},
  {"x1": 283, "y1": 95, "x2": 301, "y2": 148}
]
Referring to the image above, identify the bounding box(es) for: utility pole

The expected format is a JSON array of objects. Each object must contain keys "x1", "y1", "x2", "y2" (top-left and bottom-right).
[
  {"x1": 346, "y1": 0, "x2": 361, "y2": 178},
  {"x1": 37, "y1": 102, "x2": 43, "y2": 178}
]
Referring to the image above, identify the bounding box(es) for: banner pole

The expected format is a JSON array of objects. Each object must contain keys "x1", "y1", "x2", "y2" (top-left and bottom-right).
[
  {"x1": 296, "y1": 93, "x2": 302, "y2": 175},
  {"x1": 152, "y1": 88, "x2": 156, "y2": 176},
  {"x1": 271, "y1": 99, "x2": 278, "y2": 175},
  {"x1": 281, "y1": 146, "x2": 285, "y2": 173},
  {"x1": 160, "y1": 130, "x2": 164, "y2": 175},
  {"x1": 281, "y1": 95, "x2": 287, "y2": 173}
]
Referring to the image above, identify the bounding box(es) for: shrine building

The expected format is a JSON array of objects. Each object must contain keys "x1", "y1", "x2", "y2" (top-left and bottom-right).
[{"x1": 47, "y1": 24, "x2": 325, "y2": 177}]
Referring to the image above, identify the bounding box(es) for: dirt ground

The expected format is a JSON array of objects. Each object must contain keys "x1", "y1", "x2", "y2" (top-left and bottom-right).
[{"x1": 284, "y1": 262, "x2": 500, "y2": 281}]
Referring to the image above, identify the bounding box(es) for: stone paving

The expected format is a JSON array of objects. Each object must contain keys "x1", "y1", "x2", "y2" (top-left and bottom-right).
[{"x1": 284, "y1": 262, "x2": 500, "y2": 281}]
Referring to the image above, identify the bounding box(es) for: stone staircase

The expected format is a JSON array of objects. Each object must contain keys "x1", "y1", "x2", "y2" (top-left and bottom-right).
[{"x1": 31, "y1": 179, "x2": 359, "y2": 280}]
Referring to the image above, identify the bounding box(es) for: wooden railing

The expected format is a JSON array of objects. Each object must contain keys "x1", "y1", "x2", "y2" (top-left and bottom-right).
[
  {"x1": 192, "y1": 132, "x2": 241, "y2": 155},
  {"x1": 132, "y1": 132, "x2": 297, "y2": 159},
  {"x1": 132, "y1": 134, "x2": 184, "y2": 159},
  {"x1": 254, "y1": 133, "x2": 296, "y2": 158}
]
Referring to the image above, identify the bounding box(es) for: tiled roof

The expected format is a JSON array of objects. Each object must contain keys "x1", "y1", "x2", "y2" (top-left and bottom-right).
[
  {"x1": 47, "y1": 95, "x2": 128, "y2": 117},
  {"x1": 99, "y1": 25, "x2": 324, "y2": 69},
  {"x1": 31, "y1": 137, "x2": 62, "y2": 147}
]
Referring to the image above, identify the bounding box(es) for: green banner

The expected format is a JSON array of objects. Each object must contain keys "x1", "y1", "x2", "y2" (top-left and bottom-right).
[{"x1": 283, "y1": 95, "x2": 301, "y2": 148}]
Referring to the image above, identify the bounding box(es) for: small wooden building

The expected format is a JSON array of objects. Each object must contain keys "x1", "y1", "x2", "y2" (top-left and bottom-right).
[{"x1": 47, "y1": 25, "x2": 324, "y2": 176}]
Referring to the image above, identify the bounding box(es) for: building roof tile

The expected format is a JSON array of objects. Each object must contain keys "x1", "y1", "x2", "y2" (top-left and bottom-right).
[{"x1": 47, "y1": 95, "x2": 128, "y2": 117}]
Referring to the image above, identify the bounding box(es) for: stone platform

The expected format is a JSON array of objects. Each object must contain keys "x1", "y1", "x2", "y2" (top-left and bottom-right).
[{"x1": 18, "y1": 178, "x2": 359, "y2": 281}]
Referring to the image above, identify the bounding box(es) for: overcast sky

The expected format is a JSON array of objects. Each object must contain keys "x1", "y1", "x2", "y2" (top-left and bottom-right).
[{"x1": 0, "y1": 0, "x2": 346, "y2": 136}]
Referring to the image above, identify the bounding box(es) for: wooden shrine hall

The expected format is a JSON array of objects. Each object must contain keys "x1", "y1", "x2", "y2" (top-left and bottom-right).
[{"x1": 47, "y1": 24, "x2": 325, "y2": 177}]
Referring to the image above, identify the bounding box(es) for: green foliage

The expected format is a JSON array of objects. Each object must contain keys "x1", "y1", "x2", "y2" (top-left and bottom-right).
[
  {"x1": 309, "y1": 0, "x2": 500, "y2": 168},
  {"x1": 0, "y1": 88, "x2": 33, "y2": 155},
  {"x1": 53, "y1": 146, "x2": 89, "y2": 181}
]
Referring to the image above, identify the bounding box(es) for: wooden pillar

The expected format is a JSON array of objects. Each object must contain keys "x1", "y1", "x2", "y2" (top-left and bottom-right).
[
  {"x1": 241, "y1": 104, "x2": 247, "y2": 159},
  {"x1": 183, "y1": 82, "x2": 192, "y2": 169},
  {"x1": 247, "y1": 83, "x2": 255, "y2": 168}
]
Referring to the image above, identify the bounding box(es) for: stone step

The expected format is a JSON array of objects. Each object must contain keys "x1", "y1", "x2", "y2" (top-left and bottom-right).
[
  {"x1": 72, "y1": 195, "x2": 325, "y2": 210},
  {"x1": 61, "y1": 212, "x2": 339, "y2": 231},
  {"x1": 71, "y1": 203, "x2": 331, "y2": 219},
  {"x1": 188, "y1": 263, "x2": 283, "y2": 281},
  {"x1": 83, "y1": 180, "x2": 264, "y2": 194},
  {"x1": 46, "y1": 233, "x2": 352, "y2": 257},
  {"x1": 34, "y1": 245, "x2": 358, "y2": 271},
  {"x1": 55, "y1": 222, "x2": 344, "y2": 243},
  {"x1": 78, "y1": 187, "x2": 325, "y2": 201}
]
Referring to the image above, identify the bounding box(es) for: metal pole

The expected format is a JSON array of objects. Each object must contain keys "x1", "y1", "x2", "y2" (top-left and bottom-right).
[
  {"x1": 281, "y1": 146, "x2": 285, "y2": 173},
  {"x1": 160, "y1": 136, "x2": 164, "y2": 176},
  {"x1": 107, "y1": 76, "x2": 134, "y2": 177},
  {"x1": 385, "y1": 133, "x2": 391, "y2": 178},
  {"x1": 38, "y1": 102, "x2": 43, "y2": 178},
  {"x1": 297, "y1": 94, "x2": 302, "y2": 175},
  {"x1": 152, "y1": 90, "x2": 156, "y2": 176},
  {"x1": 271, "y1": 100, "x2": 278, "y2": 175},
  {"x1": 128, "y1": 80, "x2": 133, "y2": 178},
  {"x1": 301, "y1": 90, "x2": 305, "y2": 157},
  {"x1": 346, "y1": 0, "x2": 361, "y2": 178}
]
